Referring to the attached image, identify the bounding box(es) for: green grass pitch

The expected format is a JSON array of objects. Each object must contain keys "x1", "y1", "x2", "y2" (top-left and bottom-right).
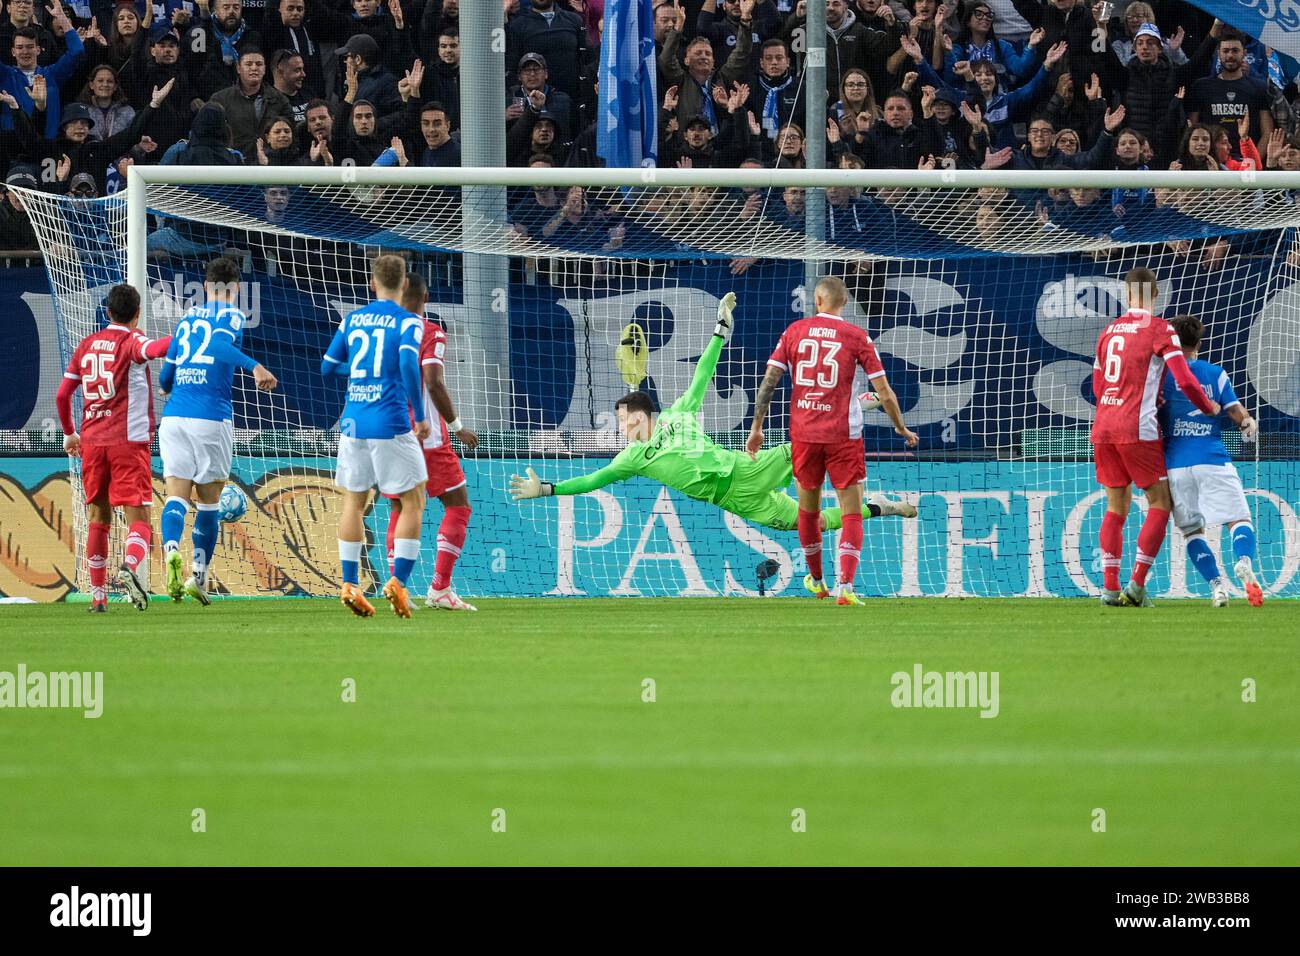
[{"x1": 0, "y1": 598, "x2": 1296, "y2": 866}]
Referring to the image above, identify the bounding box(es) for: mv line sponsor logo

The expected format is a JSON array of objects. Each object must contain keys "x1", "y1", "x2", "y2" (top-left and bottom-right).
[
  {"x1": 891, "y1": 663, "x2": 1001, "y2": 718},
  {"x1": 50, "y1": 886, "x2": 151, "y2": 936},
  {"x1": 0, "y1": 664, "x2": 102, "y2": 718}
]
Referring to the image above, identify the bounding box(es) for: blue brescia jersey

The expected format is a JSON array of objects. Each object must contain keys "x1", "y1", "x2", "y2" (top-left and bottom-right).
[
  {"x1": 1160, "y1": 359, "x2": 1241, "y2": 469},
  {"x1": 161, "y1": 301, "x2": 257, "y2": 422},
  {"x1": 322, "y1": 299, "x2": 425, "y2": 439}
]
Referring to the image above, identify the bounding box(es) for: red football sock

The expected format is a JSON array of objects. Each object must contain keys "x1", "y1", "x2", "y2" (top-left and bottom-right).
[
  {"x1": 124, "y1": 520, "x2": 151, "y2": 572},
  {"x1": 797, "y1": 509, "x2": 824, "y2": 582},
  {"x1": 838, "y1": 512, "x2": 863, "y2": 587},
  {"x1": 1132, "y1": 507, "x2": 1170, "y2": 586},
  {"x1": 433, "y1": 505, "x2": 471, "y2": 591},
  {"x1": 386, "y1": 505, "x2": 399, "y2": 577},
  {"x1": 1100, "y1": 510, "x2": 1124, "y2": 592},
  {"x1": 87, "y1": 521, "x2": 110, "y2": 605}
]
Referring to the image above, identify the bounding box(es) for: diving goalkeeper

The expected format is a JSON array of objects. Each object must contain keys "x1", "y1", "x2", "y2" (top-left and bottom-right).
[{"x1": 509, "y1": 293, "x2": 916, "y2": 533}]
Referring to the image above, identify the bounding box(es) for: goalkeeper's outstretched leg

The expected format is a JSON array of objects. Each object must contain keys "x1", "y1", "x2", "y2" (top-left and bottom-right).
[{"x1": 717, "y1": 444, "x2": 916, "y2": 532}]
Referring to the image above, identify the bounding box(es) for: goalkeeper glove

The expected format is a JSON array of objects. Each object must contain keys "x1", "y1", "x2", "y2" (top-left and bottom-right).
[
  {"x1": 715, "y1": 291, "x2": 736, "y2": 338},
  {"x1": 859, "y1": 391, "x2": 883, "y2": 411},
  {"x1": 1240, "y1": 416, "x2": 1258, "y2": 441},
  {"x1": 509, "y1": 467, "x2": 554, "y2": 501}
]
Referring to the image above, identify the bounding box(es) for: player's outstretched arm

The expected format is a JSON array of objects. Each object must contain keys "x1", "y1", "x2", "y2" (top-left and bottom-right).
[
  {"x1": 747, "y1": 363, "x2": 783, "y2": 458},
  {"x1": 673, "y1": 292, "x2": 736, "y2": 416},
  {"x1": 510, "y1": 460, "x2": 634, "y2": 500},
  {"x1": 872, "y1": 375, "x2": 919, "y2": 447},
  {"x1": 207, "y1": 332, "x2": 277, "y2": 390},
  {"x1": 1165, "y1": 349, "x2": 1219, "y2": 417},
  {"x1": 132, "y1": 335, "x2": 172, "y2": 362},
  {"x1": 158, "y1": 333, "x2": 179, "y2": 393},
  {"x1": 1227, "y1": 403, "x2": 1258, "y2": 440}
]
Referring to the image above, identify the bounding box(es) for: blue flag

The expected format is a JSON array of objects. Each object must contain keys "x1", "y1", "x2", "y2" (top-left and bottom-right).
[
  {"x1": 597, "y1": 0, "x2": 658, "y2": 168},
  {"x1": 1183, "y1": 0, "x2": 1299, "y2": 83}
]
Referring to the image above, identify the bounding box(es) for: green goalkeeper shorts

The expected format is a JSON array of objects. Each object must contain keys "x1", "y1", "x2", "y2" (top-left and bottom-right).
[{"x1": 715, "y1": 444, "x2": 802, "y2": 532}]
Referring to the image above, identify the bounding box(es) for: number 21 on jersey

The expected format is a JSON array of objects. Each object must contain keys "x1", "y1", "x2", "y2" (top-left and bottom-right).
[
  {"x1": 794, "y1": 338, "x2": 841, "y2": 389},
  {"x1": 347, "y1": 328, "x2": 385, "y2": 379}
]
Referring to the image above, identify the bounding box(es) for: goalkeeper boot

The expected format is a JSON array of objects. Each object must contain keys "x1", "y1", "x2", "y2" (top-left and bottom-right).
[
  {"x1": 868, "y1": 492, "x2": 917, "y2": 519},
  {"x1": 426, "y1": 586, "x2": 477, "y2": 611},
  {"x1": 1099, "y1": 589, "x2": 1124, "y2": 607},
  {"x1": 1234, "y1": 558, "x2": 1264, "y2": 608},
  {"x1": 117, "y1": 564, "x2": 150, "y2": 611},
  {"x1": 804, "y1": 574, "x2": 831, "y2": 600},
  {"x1": 165, "y1": 550, "x2": 184, "y2": 602},
  {"x1": 835, "y1": 584, "x2": 864, "y2": 607},
  {"x1": 184, "y1": 575, "x2": 211, "y2": 607},
  {"x1": 381, "y1": 577, "x2": 413, "y2": 619},
  {"x1": 1120, "y1": 581, "x2": 1153, "y2": 608},
  {"x1": 1210, "y1": 578, "x2": 1230, "y2": 608},
  {"x1": 341, "y1": 582, "x2": 375, "y2": 618}
]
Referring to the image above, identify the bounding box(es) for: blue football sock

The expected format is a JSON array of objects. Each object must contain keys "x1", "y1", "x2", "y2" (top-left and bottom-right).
[
  {"x1": 338, "y1": 539, "x2": 361, "y2": 586},
  {"x1": 161, "y1": 496, "x2": 188, "y2": 555},
  {"x1": 392, "y1": 538, "x2": 419, "y2": 586},
  {"x1": 192, "y1": 503, "x2": 221, "y2": 587},
  {"x1": 1231, "y1": 523, "x2": 1257, "y2": 563},
  {"x1": 1185, "y1": 534, "x2": 1221, "y2": 585}
]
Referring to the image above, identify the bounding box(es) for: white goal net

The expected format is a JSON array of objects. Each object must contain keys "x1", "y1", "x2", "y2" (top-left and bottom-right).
[{"x1": 15, "y1": 168, "x2": 1300, "y2": 599}]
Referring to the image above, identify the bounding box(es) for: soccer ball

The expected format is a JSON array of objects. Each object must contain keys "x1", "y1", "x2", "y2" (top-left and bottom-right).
[{"x1": 218, "y1": 485, "x2": 248, "y2": 523}]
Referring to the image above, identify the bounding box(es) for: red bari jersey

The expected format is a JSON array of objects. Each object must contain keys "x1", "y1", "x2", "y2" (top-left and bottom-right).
[
  {"x1": 1092, "y1": 308, "x2": 1184, "y2": 443},
  {"x1": 63, "y1": 325, "x2": 161, "y2": 445},
  {"x1": 416, "y1": 319, "x2": 452, "y2": 451},
  {"x1": 768, "y1": 312, "x2": 886, "y2": 444}
]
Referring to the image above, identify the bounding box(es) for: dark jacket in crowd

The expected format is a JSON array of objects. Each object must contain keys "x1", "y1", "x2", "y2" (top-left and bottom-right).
[{"x1": 505, "y1": 6, "x2": 591, "y2": 108}]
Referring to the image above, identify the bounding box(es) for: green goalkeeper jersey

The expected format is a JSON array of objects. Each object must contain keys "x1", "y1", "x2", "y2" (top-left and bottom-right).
[{"x1": 553, "y1": 333, "x2": 739, "y2": 504}]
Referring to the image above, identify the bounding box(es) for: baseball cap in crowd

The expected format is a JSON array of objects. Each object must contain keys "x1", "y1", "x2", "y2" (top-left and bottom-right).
[
  {"x1": 5, "y1": 165, "x2": 38, "y2": 188},
  {"x1": 933, "y1": 88, "x2": 962, "y2": 107},
  {"x1": 59, "y1": 103, "x2": 94, "y2": 129},
  {"x1": 338, "y1": 33, "x2": 380, "y2": 63},
  {"x1": 149, "y1": 24, "x2": 180, "y2": 45},
  {"x1": 1134, "y1": 23, "x2": 1163, "y2": 42},
  {"x1": 519, "y1": 52, "x2": 547, "y2": 71},
  {"x1": 69, "y1": 172, "x2": 97, "y2": 196},
  {"x1": 685, "y1": 115, "x2": 712, "y2": 130},
  {"x1": 534, "y1": 110, "x2": 559, "y2": 126}
]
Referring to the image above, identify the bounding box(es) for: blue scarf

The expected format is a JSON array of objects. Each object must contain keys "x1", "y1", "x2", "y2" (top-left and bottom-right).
[
  {"x1": 760, "y1": 73, "x2": 793, "y2": 139},
  {"x1": 965, "y1": 39, "x2": 996, "y2": 64},
  {"x1": 217, "y1": 21, "x2": 247, "y2": 66},
  {"x1": 696, "y1": 79, "x2": 717, "y2": 134}
]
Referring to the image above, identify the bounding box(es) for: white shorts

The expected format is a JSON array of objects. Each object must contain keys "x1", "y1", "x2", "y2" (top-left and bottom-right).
[
  {"x1": 1169, "y1": 463, "x2": 1251, "y2": 534},
  {"x1": 159, "y1": 417, "x2": 233, "y2": 484},
  {"x1": 336, "y1": 432, "x2": 428, "y2": 496}
]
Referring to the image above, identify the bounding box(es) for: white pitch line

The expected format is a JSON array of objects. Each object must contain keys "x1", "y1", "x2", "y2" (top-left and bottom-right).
[{"x1": 0, "y1": 747, "x2": 1296, "y2": 780}]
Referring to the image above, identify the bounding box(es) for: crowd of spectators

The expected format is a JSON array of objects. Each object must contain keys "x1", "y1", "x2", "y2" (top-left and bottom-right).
[{"x1": 2, "y1": 0, "x2": 1299, "y2": 256}]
